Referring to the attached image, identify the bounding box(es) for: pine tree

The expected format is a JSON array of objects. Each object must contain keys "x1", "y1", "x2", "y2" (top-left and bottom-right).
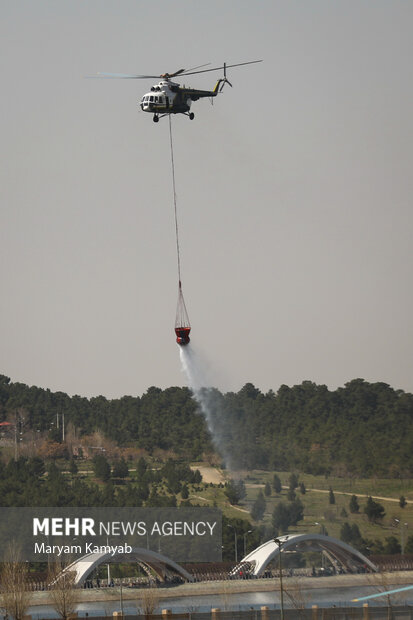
[
  {"x1": 272, "y1": 474, "x2": 282, "y2": 494},
  {"x1": 287, "y1": 488, "x2": 296, "y2": 501},
  {"x1": 136, "y1": 457, "x2": 147, "y2": 479},
  {"x1": 251, "y1": 490, "x2": 266, "y2": 521},
  {"x1": 289, "y1": 473, "x2": 299, "y2": 490},
  {"x1": 349, "y1": 494, "x2": 360, "y2": 513},
  {"x1": 69, "y1": 459, "x2": 78, "y2": 476},
  {"x1": 181, "y1": 483, "x2": 189, "y2": 500},
  {"x1": 364, "y1": 496, "x2": 385, "y2": 523},
  {"x1": 112, "y1": 457, "x2": 129, "y2": 479},
  {"x1": 224, "y1": 480, "x2": 241, "y2": 505},
  {"x1": 340, "y1": 522, "x2": 352, "y2": 544},
  {"x1": 93, "y1": 454, "x2": 111, "y2": 482}
]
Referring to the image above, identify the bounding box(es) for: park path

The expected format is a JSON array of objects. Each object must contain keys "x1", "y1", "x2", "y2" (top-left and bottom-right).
[{"x1": 245, "y1": 483, "x2": 404, "y2": 504}]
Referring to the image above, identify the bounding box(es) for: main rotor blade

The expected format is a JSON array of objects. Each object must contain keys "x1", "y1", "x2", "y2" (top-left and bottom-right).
[
  {"x1": 161, "y1": 69, "x2": 185, "y2": 78},
  {"x1": 181, "y1": 62, "x2": 211, "y2": 73},
  {"x1": 87, "y1": 61, "x2": 261, "y2": 80},
  {"x1": 88, "y1": 72, "x2": 160, "y2": 79},
  {"x1": 162, "y1": 64, "x2": 211, "y2": 78},
  {"x1": 180, "y1": 60, "x2": 263, "y2": 76},
  {"x1": 88, "y1": 67, "x2": 210, "y2": 80}
]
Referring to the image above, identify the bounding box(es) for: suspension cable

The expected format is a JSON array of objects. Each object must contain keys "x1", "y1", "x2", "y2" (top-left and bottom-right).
[{"x1": 168, "y1": 115, "x2": 182, "y2": 286}]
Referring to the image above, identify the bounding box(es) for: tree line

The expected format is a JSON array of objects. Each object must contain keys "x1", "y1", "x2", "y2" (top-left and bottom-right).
[
  {"x1": 0, "y1": 455, "x2": 202, "y2": 508},
  {"x1": 1, "y1": 375, "x2": 413, "y2": 476}
]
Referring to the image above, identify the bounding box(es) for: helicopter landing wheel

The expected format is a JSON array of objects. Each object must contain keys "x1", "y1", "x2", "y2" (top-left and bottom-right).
[
  {"x1": 189, "y1": 112, "x2": 195, "y2": 120},
  {"x1": 153, "y1": 115, "x2": 159, "y2": 123}
]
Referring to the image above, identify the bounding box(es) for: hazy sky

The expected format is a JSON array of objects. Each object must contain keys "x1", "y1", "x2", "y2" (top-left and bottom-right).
[{"x1": 1, "y1": 1, "x2": 412, "y2": 398}]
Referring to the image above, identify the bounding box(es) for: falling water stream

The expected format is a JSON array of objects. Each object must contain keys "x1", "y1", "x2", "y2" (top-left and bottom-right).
[{"x1": 179, "y1": 344, "x2": 232, "y2": 469}]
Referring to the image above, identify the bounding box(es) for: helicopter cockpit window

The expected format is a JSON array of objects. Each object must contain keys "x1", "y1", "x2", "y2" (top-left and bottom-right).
[{"x1": 149, "y1": 96, "x2": 154, "y2": 102}]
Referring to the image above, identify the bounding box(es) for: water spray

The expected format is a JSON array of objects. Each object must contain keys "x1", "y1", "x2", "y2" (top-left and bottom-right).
[{"x1": 179, "y1": 344, "x2": 232, "y2": 469}]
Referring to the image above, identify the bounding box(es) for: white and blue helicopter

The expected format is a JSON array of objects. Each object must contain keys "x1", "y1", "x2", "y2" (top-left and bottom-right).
[{"x1": 92, "y1": 60, "x2": 262, "y2": 122}]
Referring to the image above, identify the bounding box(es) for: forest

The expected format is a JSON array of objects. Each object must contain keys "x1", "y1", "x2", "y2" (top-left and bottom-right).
[
  {"x1": 1, "y1": 374, "x2": 413, "y2": 477},
  {"x1": 0, "y1": 455, "x2": 260, "y2": 561}
]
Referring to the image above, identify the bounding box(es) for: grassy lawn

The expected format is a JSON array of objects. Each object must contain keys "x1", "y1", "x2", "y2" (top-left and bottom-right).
[
  {"x1": 239, "y1": 470, "x2": 413, "y2": 545},
  {"x1": 58, "y1": 460, "x2": 413, "y2": 548},
  {"x1": 244, "y1": 470, "x2": 413, "y2": 499}
]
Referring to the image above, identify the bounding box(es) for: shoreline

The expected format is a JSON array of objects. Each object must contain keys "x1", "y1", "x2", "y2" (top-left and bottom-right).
[{"x1": 27, "y1": 571, "x2": 413, "y2": 607}]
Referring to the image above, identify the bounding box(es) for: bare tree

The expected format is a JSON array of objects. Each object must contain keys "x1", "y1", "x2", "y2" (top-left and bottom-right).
[
  {"x1": 138, "y1": 587, "x2": 160, "y2": 618},
  {"x1": 284, "y1": 578, "x2": 313, "y2": 617},
  {"x1": 367, "y1": 571, "x2": 399, "y2": 620},
  {"x1": 48, "y1": 560, "x2": 77, "y2": 620},
  {"x1": 0, "y1": 543, "x2": 31, "y2": 620}
]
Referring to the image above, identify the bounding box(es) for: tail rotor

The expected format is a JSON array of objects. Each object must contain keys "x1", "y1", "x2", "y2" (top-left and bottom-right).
[{"x1": 219, "y1": 62, "x2": 233, "y2": 91}]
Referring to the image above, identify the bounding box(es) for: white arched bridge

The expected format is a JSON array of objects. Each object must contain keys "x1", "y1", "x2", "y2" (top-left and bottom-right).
[
  {"x1": 61, "y1": 547, "x2": 193, "y2": 586},
  {"x1": 231, "y1": 533, "x2": 378, "y2": 577},
  {"x1": 58, "y1": 534, "x2": 377, "y2": 586}
]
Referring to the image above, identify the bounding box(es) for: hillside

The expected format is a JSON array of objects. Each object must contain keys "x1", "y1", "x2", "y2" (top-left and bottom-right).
[{"x1": 1, "y1": 375, "x2": 413, "y2": 477}]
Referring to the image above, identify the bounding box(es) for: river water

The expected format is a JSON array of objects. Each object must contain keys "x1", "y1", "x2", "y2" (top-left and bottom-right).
[{"x1": 27, "y1": 584, "x2": 413, "y2": 618}]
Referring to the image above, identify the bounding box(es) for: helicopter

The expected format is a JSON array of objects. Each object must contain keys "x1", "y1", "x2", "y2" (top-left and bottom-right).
[{"x1": 92, "y1": 60, "x2": 262, "y2": 122}]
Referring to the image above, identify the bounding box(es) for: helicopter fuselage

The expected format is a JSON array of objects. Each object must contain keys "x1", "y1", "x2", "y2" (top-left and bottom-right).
[
  {"x1": 139, "y1": 79, "x2": 221, "y2": 120},
  {"x1": 92, "y1": 60, "x2": 262, "y2": 122}
]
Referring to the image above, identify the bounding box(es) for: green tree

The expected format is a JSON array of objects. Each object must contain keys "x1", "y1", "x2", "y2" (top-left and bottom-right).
[
  {"x1": 112, "y1": 457, "x2": 129, "y2": 479},
  {"x1": 264, "y1": 481, "x2": 271, "y2": 497},
  {"x1": 272, "y1": 502, "x2": 291, "y2": 534},
  {"x1": 236, "y1": 479, "x2": 246, "y2": 500},
  {"x1": 69, "y1": 459, "x2": 78, "y2": 476},
  {"x1": 340, "y1": 522, "x2": 363, "y2": 550},
  {"x1": 287, "y1": 488, "x2": 296, "y2": 501},
  {"x1": 299, "y1": 482, "x2": 306, "y2": 495},
  {"x1": 136, "y1": 457, "x2": 148, "y2": 479},
  {"x1": 272, "y1": 474, "x2": 282, "y2": 494},
  {"x1": 289, "y1": 473, "x2": 299, "y2": 490},
  {"x1": 383, "y1": 536, "x2": 401, "y2": 555},
  {"x1": 404, "y1": 535, "x2": 413, "y2": 554},
  {"x1": 399, "y1": 495, "x2": 407, "y2": 508},
  {"x1": 28, "y1": 457, "x2": 45, "y2": 478},
  {"x1": 368, "y1": 539, "x2": 384, "y2": 554},
  {"x1": 92, "y1": 454, "x2": 111, "y2": 482},
  {"x1": 272, "y1": 499, "x2": 304, "y2": 533},
  {"x1": 364, "y1": 496, "x2": 385, "y2": 523},
  {"x1": 340, "y1": 522, "x2": 353, "y2": 544},
  {"x1": 251, "y1": 490, "x2": 266, "y2": 521},
  {"x1": 192, "y1": 469, "x2": 202, "y2": 484},
  {"x1": 181, "y1": 483, "x2": 189, "y2": 500},
  {"x1": 329, "y1": 487, "x2": 335, "y2": 505},
  {"x1": 224, "y1": 479, "x2": 241, "y2": 505},
  {"x1": 136, "y1": 481, "x2": 150, "y2": 501},
  {"x1": 350, "y1": 524, "x2": 364, "y2": 550},
  {"x1": 349, "y1": 495, "x2": 360, "y2": 513},
  {"x1": 289, "y1": 498, "x2": 304, "y2": 525}
]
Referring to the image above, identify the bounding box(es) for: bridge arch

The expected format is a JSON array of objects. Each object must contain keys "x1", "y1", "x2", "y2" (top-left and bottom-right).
[
  {"x1": 61, "y1": 547, "x2": 194, "y2": 586},
  {"x1": 233, "y1": 534, "x2": 378, "y2": 577}
]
